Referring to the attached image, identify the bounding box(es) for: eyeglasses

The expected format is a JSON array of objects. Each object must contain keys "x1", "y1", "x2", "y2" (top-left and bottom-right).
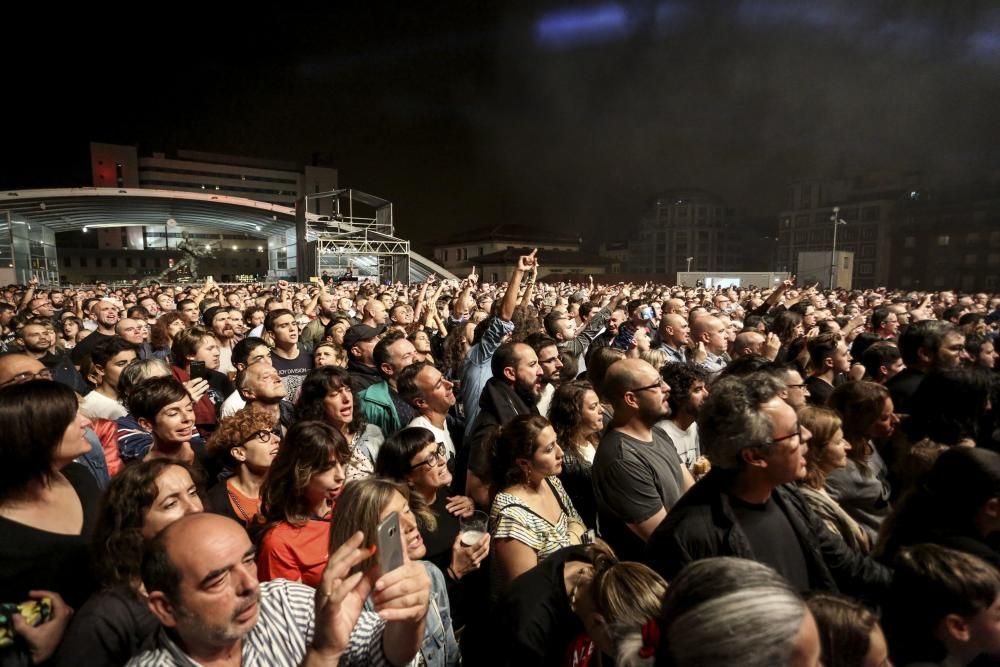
[
  {"x1": 785, "y1": 383, "x2": 808, "y2": 389},
  {"x1": 628, "y1": 378, "x2": 668, "y2": 394},
  {"x1": 771, "y1": 425, "x2": 803, "y2": 445},
  {"x1": 0, "y1": 368, "x2": 53, "y2": 387},
  {"x1": 410, "y1": 444, "x2": 447, "y2": 470},
  {"x1": 243, "y1": 430, "x2": 276, "y2": 445}
]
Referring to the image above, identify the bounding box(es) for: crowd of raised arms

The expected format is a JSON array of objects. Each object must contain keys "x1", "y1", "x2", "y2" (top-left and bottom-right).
[{"x1": 3, "y1": 248, "x2": 1000, "y2": 667}]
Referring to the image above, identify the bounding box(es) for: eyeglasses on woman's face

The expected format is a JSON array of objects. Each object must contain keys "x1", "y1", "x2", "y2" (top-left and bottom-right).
[{"x1": 410, "y1": 444, "x2": 447, "y2": 470}]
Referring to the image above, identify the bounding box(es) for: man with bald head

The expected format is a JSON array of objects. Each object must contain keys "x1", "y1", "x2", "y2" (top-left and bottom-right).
[
  {"x1": 657, "y1": 313, "x2": 690, "y2": 364},
  {"x1": 691, "y1": 315, "x2": 729, "y2": 377},
  {"x1": 135, "y1": 512, "x2": 429, "y2": 666},
  {"x1": 116, "y1": 317, "x2": 154, "y2": 360},
  {"x1": 591, "y1": 359, "x2": 695, "y2": 561},
  {"x1": 732, "y1": 330, "x2": 766, "y2": 359}
]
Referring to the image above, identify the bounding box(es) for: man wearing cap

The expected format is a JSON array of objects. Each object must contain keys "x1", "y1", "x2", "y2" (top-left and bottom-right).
[
  {"x1": 204, "y1": 306, "x2": 237, "y2": 374},
  {"x1": 344, "y1": 323, "x2": 386, "y2": 393}
]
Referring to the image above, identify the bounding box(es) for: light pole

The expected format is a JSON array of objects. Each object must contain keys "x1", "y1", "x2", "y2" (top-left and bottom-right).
[
  {"x1": 829, "y1": 207, "x2": 847, "y2": 289},
  {"x1": 686, "y1": 256, "x2": 694, "y2": 272}
]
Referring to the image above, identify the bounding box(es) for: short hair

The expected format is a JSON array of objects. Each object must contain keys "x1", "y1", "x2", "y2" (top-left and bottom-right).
[
  {"x1": 140, "y1": 523, "x2": 183, "y2": 607},
  {"x1": 884, "y1": 544, "x2": 1000, "y2": 665},
  {"x1": 263, "y1": 308, "x2": 294, "y2": 333},
  {"x1": 373, "y1": 427, "x2": 439, "y2": 530},
  {"x1": 490, "y1": 342, "x2": 525, "y2": 379},
  {"x1": 90, "y1": 336, "x2": 139, "y2": 368},
  {"x1": 871, "y1": 306, "x2": 893, "y2": 332},
  {"x1": 232, "y1": 336, "x2": 269, "y2": 368},
  {"x1": 898, "y1": 320, "x2": 956, "y2": 366},
  {"x1": 127, "y1": 305, "x2": 150, "y2": 320},
  {"x1": 170, "y1": 326, "x2": 217, "y2": 367},
  {"x1": 660, "y1": 363, "x2": 709, "y2": 414},
  {"x1": 806, "y1": 593, "x2": 880, "y2": 667},
  {"x1": 0, "y1": 380, "x2": 79, "y2": 503},
  {"x1": 718, "y1": 354, "x2": 772, "y2": 379},
  {"x1": 117, "y1": 358, "x2": 172, "y2": 403},
  {"x1": 396, "y1": 361, "x2": 432, "y2": 406},
  {"x1": 523, "y1": 332, "x2": 559, "y2": 357},
  {"x1": 964, "y1": 333, "x2": 992, "y2": 357},
  {"x1": 328, "y1": 478, "x2": 412, "y2": 574},
  {"x1": 828, "y1": 381, "x2": 889, "y2": 461},
  {"x1": 261, "y1": 420, "x2": 351, "y2": 526},
  {"x1": 373, "y1": 329, "x2": 407, "y2": 378},
  {"x1": 657, "y1": 558, "x2": 807, "y2": 667},
  {"x1": 542, "y1": 311, "x2": 568, "y2": 339},
  {"x1": 243, "y1": 305, "x2": 265, "y2": 326},
  {"x1": 806, "y1": 332, "x2": 841, "y2": 368},
  {"x1": 128, "y1": 376, "x2": 189, "y2": 423},
  {"x1": 698, "y1": 373, "x2": 784, "y2": 470},
  {"x1": 861, "y1": 342, "x2": 901, "y2": 379},
  {"x1": 585, "y1": 346, "x2": 626, "y2": 399},
  {"x1": 205, "y1": 410, "x2": 277, "y2": 469},
  {"x1": 175, "y1": 298, "x2": 196, "y2": 311}
]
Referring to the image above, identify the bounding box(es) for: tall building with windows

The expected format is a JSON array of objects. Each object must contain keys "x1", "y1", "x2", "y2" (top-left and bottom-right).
[
  {"x1": 776, "y1": 171, "x2": 922, "y2": 289},
  {"x1": 629, "y1": 189, "x2": 758, "y2": 276}
]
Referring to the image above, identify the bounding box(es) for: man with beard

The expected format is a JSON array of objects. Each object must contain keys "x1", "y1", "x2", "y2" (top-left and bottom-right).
[
  {"x1": 888, "y1": 319, "x2": 970, "y2": 413},
  {"x1": 344, "y1": 324, "x2": 387, "y2": 392},
  {"x1": 14, "y1": 319, "x2": 89, "y2": 394},
  {"x1": 204, "y1": 306, "x2": 237, "y2": 374},
  {"x1": 237, "y1": 362, "x2": 294, "y2": 436},
  {"x1": 591, "y1": 359, "x2": 694, "y2": 561},
  {"x1": 655, "y1": 363, "x2": 710, "y2": 474},
  {"x1": 524, "y1": 333, "x2": 563, "y2": 416},
  {"x1": 133, "y1": 513, "x2": 430, "y2": 666},
  {"x1": 301, "y1": 283, "x2": 336, "y2": 351},
  {"x1": 590, "y1": 307, "x2": 626, "y2": 350},
  {"x1": 71, "y1": 298, "x2": 121, "y2": 365},
  {"x1": 464, "y1": 342, "x2": 543, "y2": 508},
  {"x1": 646, "y1": 373, "x2": 891, "y2": 604}
]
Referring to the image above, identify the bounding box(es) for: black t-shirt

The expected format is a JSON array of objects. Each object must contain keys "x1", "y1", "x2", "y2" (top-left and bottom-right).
[
  {"x1": 0, "y1": 463, "x2": 99, "y2": 609},
  {"x1": 729, "y1": 493, "x2": 811, "y2": 592},
  {"x1": 271, "y1": 347, "x2": 313, "y2": 398},
  {"x1": 421, "y1": 492, "x2": 461, "y2": 574},
  {"x1": 52, "y1": 587, "x2": 160, "y2": 667},
  {"x1": 493, "y1": 545, "x2": 590, "y2": 667},
  {"x1": 592, "y1": 429, "x2": 686, "y2": 561}
]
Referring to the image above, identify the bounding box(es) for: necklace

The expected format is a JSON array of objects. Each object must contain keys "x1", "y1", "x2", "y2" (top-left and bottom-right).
[{"x1": 227, "y1": 484, "x2": 254, "y2": 523}]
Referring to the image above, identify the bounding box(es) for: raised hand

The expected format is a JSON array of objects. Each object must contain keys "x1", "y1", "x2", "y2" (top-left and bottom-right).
[
  {"x1": 517, "y1": 248, "x2": 538, "y2": 272},
  {"x1": 311, "y1": 531, "x2": 376, "y2": 660}
]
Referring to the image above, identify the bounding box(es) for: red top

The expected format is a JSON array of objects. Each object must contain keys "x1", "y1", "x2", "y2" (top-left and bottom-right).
[{"x1": 256, "y1": 519, "x2": 330, "y2": 587}]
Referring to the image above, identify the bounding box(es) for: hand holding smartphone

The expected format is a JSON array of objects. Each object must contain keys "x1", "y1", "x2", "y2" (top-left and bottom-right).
[
  {"x1": 376, "y1": 512, "x2": 405, "y2": 574},
  {"x1": 189, "y1": 360, "x2": 207, "y2": 380}
]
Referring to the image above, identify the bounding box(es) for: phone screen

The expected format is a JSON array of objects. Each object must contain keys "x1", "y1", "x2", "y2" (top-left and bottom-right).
[
  {"x1": 376, "y1": 512, "x2": 404, "y2": 573},
  {"x1": 189, "y1": 361, "x2": 207, "y2": 380}
]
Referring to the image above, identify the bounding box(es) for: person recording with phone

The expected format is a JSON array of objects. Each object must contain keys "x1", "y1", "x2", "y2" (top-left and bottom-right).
[
  {"x1": 329, "y1": 478, "x2": 459, "y2": 667},
  {"x1": 169, "y1": 326, "x2": 233, "y2": 438}
]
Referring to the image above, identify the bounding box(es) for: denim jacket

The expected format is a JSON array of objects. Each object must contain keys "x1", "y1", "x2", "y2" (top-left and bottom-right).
[{"x1": 364, "y1": 561, "x2": 460, "y2": 666}]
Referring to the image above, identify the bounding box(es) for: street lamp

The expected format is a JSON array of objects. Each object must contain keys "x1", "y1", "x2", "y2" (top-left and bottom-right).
[
  {"x1": 829, "y1": 207, "x2": 847, "y2": 289},
  {"x1": 686, "y1": 256, "x2": 694, "y2": 272}
]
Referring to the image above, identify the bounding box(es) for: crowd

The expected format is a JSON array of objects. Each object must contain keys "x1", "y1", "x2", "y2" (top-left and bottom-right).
[{"x1": 2, "y1": 252, "x2": 1000, "y2": 666}]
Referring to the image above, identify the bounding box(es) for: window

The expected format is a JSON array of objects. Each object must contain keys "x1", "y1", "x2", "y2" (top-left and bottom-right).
[
  {"x1": 110, "y1": 258, "x2": 118, "y2": 268},
  {"x1": 862, "y1": 206, "x2": 881, "y2": 221},
  {"x1": 859, "y1": 262, "x2": 874, "y2": 275},
  {"x1": 126, "y1": 258, "x2": 133, "y2": 268},
  {"x1": 901, "y1": 256, "x2": 913, "y2": 268},
  {"x1": 862, "y1": 226, "x2": 878, "y2": 241},
  {"x1": 478, "y1": 247, "x2": 483, "y2": 256},
  {"x1": 443, "y1": 250, "x2": 448, "y2": 261},
  {"x1": 795, "y1": 214, "x2": 809, "y2": 225},
  {"x1": 900, "y1": 275, "x2": 911, "y2": 287},
  {"x1": 95, "y1": 257, "x2": 103, "y2": 268},
  {"x1": 843, "y1": 256, "x2": 850, "y2": 269},
  {"x1": 63, "y1": 256, "x2": 71, "y2": 268},
  {"x1": 966, "y1": 233, "x2": 981, "y2": 244},
  {"x1": 937, "y1": 235, "x2": 950, "y2": 246},
  {"x1": 860, "y1": 245, "x2": 876, "y2": 258},
  {"x1": 989, "y1": 254, "x2": 1000, "y2": 267},
  {"x1": 140, "y1": 258, "x2": 147, "y2": 268},
  {"x1": 965, "y1": 254, "x2": 977, "y2": 266},
  {"x1": 903, "y1": 236, "x2": 915, "y2": 248},
  {"x1": 80, "y1": 257, "x2": 87, "y2": 268},
  {"x1": 841, "y1": 207, "x2": 858, "y2": 221},
  {"x1": 799, "y1": 184, "x2": 812, "y2": 209}
]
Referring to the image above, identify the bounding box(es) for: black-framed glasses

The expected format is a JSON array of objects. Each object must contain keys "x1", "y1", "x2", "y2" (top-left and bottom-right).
[
  {"x1": 628, "y1": 378, "x2": 667, "y2": 394},
  {"x1": 0, "y1": 368, "x2": 53, "y2": 387},
  {"x1": 771, "y1": 425, "x2": 802, "y2": 445},
  {"x1": 786, "y1": 383, "x2": 808, "y2": 389},
  {"x1": 410, "y1": 444, "x2": 447, "y2": 470},
  {"x1": 244, "y1": 430, "x2": 275, "y2": 445}
]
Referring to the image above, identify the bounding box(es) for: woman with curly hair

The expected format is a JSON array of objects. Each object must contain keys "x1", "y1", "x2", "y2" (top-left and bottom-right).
[
  {"x1": 53, "y1": 460, "x2": 204, "y2": 666},
  {"x1": 547, "y1": 380, "x2": 604, "y2": 529},
  {"x1": 204, "y1": 410, "x2": 281, "y2": 526},
  {"x1": 296, "y1": 365, "x2": 384, "y2": 482},
  {"x1": 255, "y1": 420, "x2": 350, "y2": 587},
  {"x1": 440, "y1": 321, "x2": 473, "y2": 384},
  {"x1": 148, "y1": 311, "x2": 186, "y2": 361}
]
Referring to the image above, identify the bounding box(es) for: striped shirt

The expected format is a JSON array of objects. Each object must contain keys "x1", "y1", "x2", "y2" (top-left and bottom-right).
[
  {"x1": 489, "y1": 477, "x2": 581, "y2": 560},
  {"x1": 127, "y1": 579, "x2": 410, "y2": 667}
]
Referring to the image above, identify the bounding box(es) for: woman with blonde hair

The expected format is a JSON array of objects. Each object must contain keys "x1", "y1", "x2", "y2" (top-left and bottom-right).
[
  {"x1": 329, "y1": 477, "x2": 460, "y2": 667},
  {"x1": 795, "y1": 405, "x2": 870, "y2": 553}
]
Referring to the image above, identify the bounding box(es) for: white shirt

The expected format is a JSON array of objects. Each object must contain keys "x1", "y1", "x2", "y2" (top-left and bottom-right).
[
  {"x1": 408, "y1": 415, "x2": 455, "y2": 459},
  {"x1": 655, "y1": 419, "x2": 700, "y2": 469},
  {"x1": 79, "y1": 390, "x2": 127, "y2": 421},
  {"x1": 537, "y1": 382, "x2": 556, "y2": 418},
  {"x1": 220, "y1": 389, "x2": 247, "y2": 418}
]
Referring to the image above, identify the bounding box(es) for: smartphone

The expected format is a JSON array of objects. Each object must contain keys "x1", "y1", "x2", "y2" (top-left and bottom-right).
[
  {"x1": 189, "y1": 360, "x2": 207, "y2": 380},
  {"x1": 375, "y1": 511, "x2": 404, "y2": 573},
  {"x1": 0, "y1": 598, "x2": 52, "y2": 647}
]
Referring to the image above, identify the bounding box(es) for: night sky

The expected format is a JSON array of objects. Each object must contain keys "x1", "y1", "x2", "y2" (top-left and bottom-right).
[{"x1": 4, "y1": 2, "x2": 999, "y2": 251}]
